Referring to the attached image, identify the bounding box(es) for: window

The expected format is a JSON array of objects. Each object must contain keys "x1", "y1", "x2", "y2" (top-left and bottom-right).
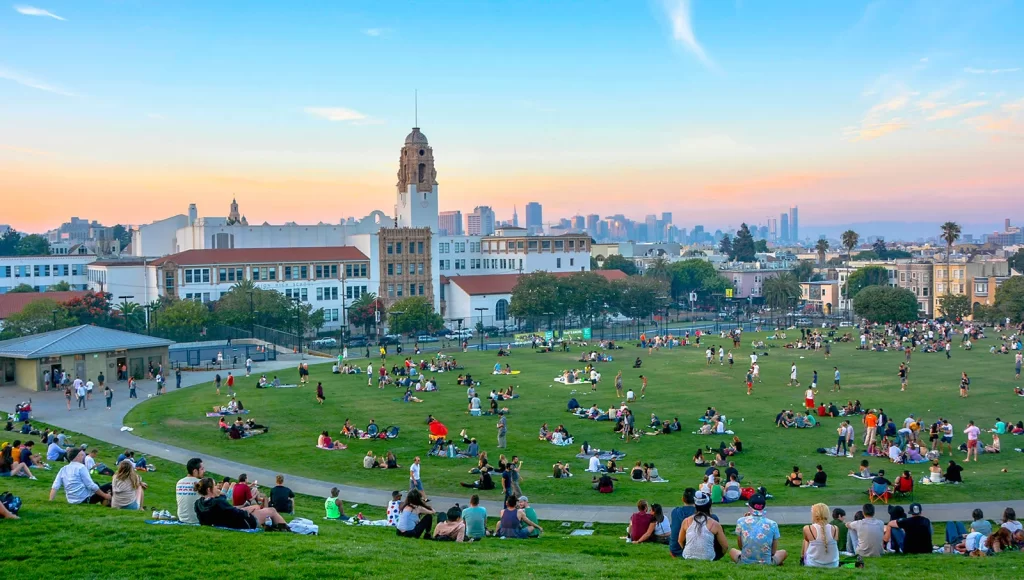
[
  {"x1": 439, "y1": 242, "x2": 449, "y2": 254},
  {"x1": 923, "y1": 287, "x2": 929, "y2": 297},
  {"x1": 284, "y1": 266, "x2": 292, "y2": 280},
  {"x1": 317, "y1": 287, "x2": 324, "y2": 300},
  {"x1": 164, "y1": 271, "x2": 175, "y2": 296},
  {"x1": 410, "y1": 283, "x2": 416, "y2": 296},
  {"x1": 396, "y1": 242, "x2": 402, "y2": 254},
  {"x1": 557, "y1": 258, "x2": 562, "y2": 268},
  {"x1": 387, "y1": 263, "x2": 394, "y2": 276},
  {"x1": 396, "y1": 285, "x2": 403, "y2": 297},
  {"x1": 359, "y1": 264, "x2": 367, "y2": 277},
  {"x1": 570, "y1": 258, "x2": 574, "y2": 267},
  {"x1": 541, "y1": 241, "x2": 551, "y2": 250},
  {"x1": 300, "y1": 266, "x2": 308, "y2": 279},
  {"x1": 387, "y1": 284, "x2": 395, "y2": 297},
  {"x1": 528, "y1": 240, "x2": 538, "y2": 251},
  {"x1": 495, "y1": 298, "x2": 508, "y2": 321},
  {"x1": 346, "y1": 286, "x2": 353, "y2": 299},
  {"x1": 418, "y1": 242, "x2": 424, "y2": 254},
  {"x1": 937, "y1": 283, "x2": 944, "y2": 293},
  {"x1": 500, "y1": 259, "x2": 507, "y2": 269},
  {"x1": 301, "y1": 288, "x2": 308, "y2": 301},
  {"x1": 268, "y1": 267, "x2": 277, "y2": 280},
  {"x1": 900, "y1": 272, "x2": 906, "y2": 282},
  {"x1": 252, "y1": 267, "x2": 261, "y2": 281},
  {"x1": 185, "y1": 270, "x2": 192, "y2": 283},
  {"x1": 396, "y1": 264, "x2": 403, "y2": 275},
  {"x1": 555, "y1": 240, "x2": 564, "y2": 250},
  {"x1": 418, "y1": 262, "x2": 424, "y2": 275},
  {"x1": 387, "y1": 243, "x2": 393, "y2": 255},
  {"x1": 315, "y1": 265, "x2": 322, "y2": 278},
  {"x1": 418, "y1": 284, "x2": 424, "y2": 296}
]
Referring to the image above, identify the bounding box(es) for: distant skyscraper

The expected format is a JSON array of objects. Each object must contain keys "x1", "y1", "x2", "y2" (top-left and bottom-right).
[
  {"x1": 586, "y1": 214, "x2": 599, "y2": 236},
  {"x1": 789, "y1": 206, "x2": 799, "y2": 244},
  {"x1": 512, "y1": 206, "x2": 519, "y2": 228},
  {"x1": 780, "y1": 213, "x2": 790, "y2": 243},
  {"x1": 661, "y1": 212, "x2": 672, "y2": 226},
  {"x1": 467, "y1": 206, "x2": 495, "y2": 236},
  {"x1": 645, "y1": 214, "x2": 659, "y2": 242},
  {"x1": 525, "y1": 202, "x2": 543, "y2": 234},
  {"x1": 438, "y1": 210, "x2": 463, "y2": 236},
  {"x1": 572, "y1": 215, "x2": 585, "y2": 231}
]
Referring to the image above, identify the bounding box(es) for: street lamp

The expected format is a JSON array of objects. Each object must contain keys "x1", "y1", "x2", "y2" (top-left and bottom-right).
[
  {"x1": 390, "y1": 310, "x2": 405, "y2": 351},
  {"x1": 290, "y1": 297, "x2": 303, "y2": 356},
  {"x1": 142, "y1": 304, "x2": 153, "y2": 335},
  {"x1": 629, "y1": 307, "x2": 637, "y2": 340},
  {"x1": 475, "y1": 307, "x2": 489, "y2": 351},
  {"x1": 51, "y1": 309, "x2": 58, "y2": 331},
  {"x1": 117, "y1": 295, "x2": 135, "y2": 332}
]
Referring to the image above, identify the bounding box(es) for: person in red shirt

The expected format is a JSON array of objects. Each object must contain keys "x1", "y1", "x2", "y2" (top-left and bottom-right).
[
  {"x1": 629, "y1": 499, "x2": 657, "y2": 543},
  {"x1": 226, "y1": 373, "x2": 235, "y2": 389},
  {"x1": 231, "y1": 473, "x2": 266, "y2": 507}
]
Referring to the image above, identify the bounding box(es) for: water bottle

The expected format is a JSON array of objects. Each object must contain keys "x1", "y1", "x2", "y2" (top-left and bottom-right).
[{"x1": 265, "y1": 516, "x2": 273, "y2": 527}]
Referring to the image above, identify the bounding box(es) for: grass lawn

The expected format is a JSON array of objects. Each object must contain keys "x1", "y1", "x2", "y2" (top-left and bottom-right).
[
  {"x1": 5, "y1": 415, "x2": 1024, "y2": 579},
  {"x1": 125, "y1": 331, "x2": 1024, "y2": 507}
]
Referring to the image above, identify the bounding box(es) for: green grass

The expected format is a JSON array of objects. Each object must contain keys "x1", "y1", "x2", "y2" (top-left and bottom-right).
[
  {"x1": 5, "y1": 416, "x2": 1024, "y2": 578},
  {"x1": 125, "y1": 332, "x2": 1024, "y2": 507}
]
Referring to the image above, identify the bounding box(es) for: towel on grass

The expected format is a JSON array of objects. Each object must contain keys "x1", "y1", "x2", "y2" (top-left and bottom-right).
[{"x1": 145, "y1": 520, "x2": 261, "y2": 533}]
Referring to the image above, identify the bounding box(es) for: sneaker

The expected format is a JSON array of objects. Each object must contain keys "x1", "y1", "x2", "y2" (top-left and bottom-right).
[
  {"x1": 29, "y1": 475, "x2": 38, "y2": 480},
  {"x1": 152, "y1": 510, "x2": 161, "y2": 519}
]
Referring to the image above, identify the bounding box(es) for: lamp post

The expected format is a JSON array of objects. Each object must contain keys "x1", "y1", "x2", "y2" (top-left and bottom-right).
[
  {"x1": 290, "y1": 297, "x2": 303, "y2": 356},
  {"x1": 51, "y1": 309, "x2": 58, "y2": 331},
  {"x1": 117, "y1": 295, "x2": 135, "y2": 332},
  {"x1": 475, "y1": 307, "x2": 489, "y2": 351},
  {"x1": 142, "y1": 304, "x2": 153, "y2": 335},
  {"x1": 629, "y1": 307, "x2": 637, "y2": 340}
]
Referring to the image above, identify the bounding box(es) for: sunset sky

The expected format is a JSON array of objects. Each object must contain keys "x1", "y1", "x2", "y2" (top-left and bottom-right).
[{"x1": 2, "y1": 0, "x2": 1023, "y2": 234}]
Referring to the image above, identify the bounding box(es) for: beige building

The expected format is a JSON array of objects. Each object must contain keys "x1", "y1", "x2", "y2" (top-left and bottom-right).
[
  {"x1": 934, "y1": 258, "x2": 1009, "y2": 316},
  {"x1": 893, "y1": 262, "x2": 935, "y2": 317},
  {"x1": 378, "y1": 227, "x2": 434, "y2": 308},
  {"x1": 801, "y1": 281, "x2": 840, "y2": 315}
]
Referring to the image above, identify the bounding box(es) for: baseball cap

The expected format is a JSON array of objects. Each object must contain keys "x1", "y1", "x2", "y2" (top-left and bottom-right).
[
  {"x1": 909, "y1": 503, "x2": 923, "y2": 515},
  {"x1": 518, "y1": 496, "x2": 529, "y2": 503},
  {"x1": 748, "y1": 494, "x2": 767, "y2": 510},
  {"x1": 693, "y1": 491, "x2": 711, "y2": 507}
]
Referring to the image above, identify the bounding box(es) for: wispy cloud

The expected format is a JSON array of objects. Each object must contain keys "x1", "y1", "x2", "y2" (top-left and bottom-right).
[
  {"x1": 964, "y1": 67, "x2": 1020, "y2": 74},
  {"x1": 926, "y1": 100, "x2": 987, "y2": 121},
  {"x1": 14, "y1": 5, "x2": 65, "y2": 20},
  {"x1": 0, "y1": 144, "x2": 52, "y2": 156},
  {"x1": 304, "y1": 107, "x2": 367, "y2": 122},
  {"x1": 843, "y1": 119, "x2": 909, "y2": 142},
  {"x1": 0, "y1": 65, "x2": 76, "y2": 96},
  {"x1": 364, "y1": 28, "x2": 391, "y2": 37},
  {"x1": 967, "y1": 99, "x2": 1024, "y2": 140},
  {"x1": 664, "y1": 0, "x2": 714, "y2": 69}
]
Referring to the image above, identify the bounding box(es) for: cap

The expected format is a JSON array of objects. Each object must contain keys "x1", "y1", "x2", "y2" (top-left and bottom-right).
[
  {"x1": 909, "y1": 503, "x2": 923, "y2": 515},
  {"x1": 693, "y1": 491, "x2": 711, "y2": 507},
  {"x1": 748, "y1": 494, "x2": 767, "y2": 510},
  {"x1": 518, "y1": 496, "x2": 529, "y2": 503}
]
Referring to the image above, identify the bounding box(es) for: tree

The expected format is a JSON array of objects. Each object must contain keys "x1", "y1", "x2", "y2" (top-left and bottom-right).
[
  {"x1": 791, "y1": 260, "x2": 816, "y2": 283},
  {"x1": 0, "y1": 229, "x2": 22, "y2": 256},
  {"x1": 940, "y1": 221, "x2": 961, "y2": 297},
  {"x1": 612, "y1": 276, "x2": 668, "y2": 319},
  {"x1": 763, "y1": 272, "x2": 800, "y2": 319},
  {"x1": 731, "y1": 224, "x2": 756, "y2": 262},
  {"x1": 300, "y1": 304, "x2": 327, "y2": 337},
  {"x1": 559, "y1": 271, "x2": 612, "y2": 326},
  {"x1": 7, "y1": 283, "x2": 36, "y2": 293},
  {"x1": 667, "y1": 259, "x2": 729, "y2": 303},
  {"x1": 754, "y1": 239, "x2": 769, "y2": 253},
  {"x1": 16, "y1": 234, "x2": 50, "y2": 256},
  {"x1": 938, "y1": 293, "x2": 971, "y2": 321},
  {"x1": 872, "y1": 238, "x2": 888, "y2": 258},
  {"x1": 0, "y1": 299, "x2": 75, "y2": 340},
  {"x1": 841, "y1": 230, "x2": 860, "y2": 263},
  {"x1": 718, "y1": 235, "x2": 733, "y2": 259},
  {"x1": 972, "y1": 303, "x2": 997, "y2": 324},
  {"x1": 1008, "y1": 248, "x2": 1024, "y2": 274},
  {"x1": 348, "y1": 293, "x2": 385, "y2": 335},
  {"x1": 152, "y1": 298, "x2": 211, "y2": 341},
  {"x1": 844, "y1": 265, "x2": 890, "y2": 299},
  {"x1": 814, "y1": 238, "x2": 830, "y2": 266},
  {"x1": 993, "y1": 276, "x2": 1024, "y2": 323},
  {"x1": 111, "y1": 224, "x2": 132, "y2": 251},
  {"x1": 214, "y1": 280, "x2": 293, "y2": 330},
  {"x1": 62, "y1": 291, "x2": 113, "y2": 327},
  {"x1": 600, "y1": 254, "x2": 638, "y2": 276},
  {"x1": 644, "y1": 257, "x2": 671, "y2": 280},
  {"x1": 509, "y1": 271, "x2": 561, "y2": 325},
  {"x1": 387, "y1": 297, "x2": 443, "y2": 335},
  {"x1": 47, "y1": 281, "x2": 72, "y2": 292},
  {"x1": 113, "y1": 300, "x2": 146, "y2": 333},
  {"x1": 853, "y1": 286, "x2": 919, "y2": 323}
]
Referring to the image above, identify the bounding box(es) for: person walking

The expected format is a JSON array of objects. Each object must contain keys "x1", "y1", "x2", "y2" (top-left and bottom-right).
[
  {"x1": 175, "y1": 368, "x2": 182, "y2": 389},
  {"x1": 104, "y1": 385, "x2": 113, "y2": 410},
  {"x1": 964, "y1": 420, "x2": 981, "y2": 462},
  {"x1": 409, "y1": 456, "x2": 423, "y2": 492},
  {"x1": 75, "y1": 378, "x2": 87, "y2": 410},
  {"x1": 128, "y1": 377, "x2": 137, "y2": 399},
  {"x1": 245, "y1": 357, "x2": 253, "y2": 377},
  {"x1": 43, "y1": 369, "x2": 51, "y2": 392},
  {"x1": 496, "y1": 414, "x2": 507, "y2": 449},
  {"x1": 832, "y1": 367, "x2": 841, "y2": 392}
]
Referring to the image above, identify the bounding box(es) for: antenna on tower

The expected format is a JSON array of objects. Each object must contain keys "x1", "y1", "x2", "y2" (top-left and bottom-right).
[{"x1": 414, "y1": 89, "x2": 418, "y2": 127}]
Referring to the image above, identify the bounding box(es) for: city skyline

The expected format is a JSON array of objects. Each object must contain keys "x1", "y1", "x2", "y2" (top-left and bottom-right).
[{"x1": 2, "y1": 1, "x2": 1024, "y2": 232}]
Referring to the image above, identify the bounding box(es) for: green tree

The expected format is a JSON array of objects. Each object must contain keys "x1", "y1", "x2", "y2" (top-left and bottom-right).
[
  {"x1": 644, "y1": 257, "x2": 671, "y2": 280},
  {"x1": 815, "y1": 238, "x2": 830, "y2": 266},
  {"x1": 1007, "y1": 248, "x2": 1024, "y2": 274},
  {"x1": 938, "y1": 293, "x2": 971, "y2": 321},
  {"x1": 152, "y1": 298, "x2": 211, "y2": 341},
  {"x1": 0, "y1": 229, "x2": 22, "y2": 256},
  {"x1": 886, "y1": 249, "x2": 912, "y2": 259},
  {"x1": 509, "y1": 271, "x2": 561, "y2": 325},
  {"x1": 940, "y1": 221, "x2": 961, "y2": 296},
  {"x1": 731, "y1": 224, "x2": 756, "y2": 262},
  {"x1": 600, "y1": 254, "x2": 638, "y2": 276},
  {"x1": 852, "y1": 250, "x2": 880, "y2": 261},
  {"x1": 62, "y1": 291, "x2": 113, "y2": 327},
  {"x1": 844, "y1": 265, "x2": 890, "y2": 299},
  {"x1": 111, "y1": 224, "x2": 132, "y2": 251},
  {"x1": 754, "y1": 239, "x2": 769, "y2": 253},
  {"x1": 348, "y1": 293, "x2": 385, "y2": 335},
  {"x1": 791, "y1": 260, "x2": 816, "y2": 283},
  {"x1": 214, "y1": 280, "x2": 293, "y2": 330},
  {"x1": 666, "y1": 259, "x2": 729, "y2": 303},
  {"x1": 114, "y1": 300, "x2": 146, "y2": 333},
  {"x1": 0, "y1": 298, "x2": 75, "y2": 339},
  {"x1": 47, "y1": 280, "x2": 72, "y2": 292},
  {"x1": 872, "y1": 238, "x2": 888, "y2": 259},
  {"x1": 841, "y1": 230, "x2": 860, "y2": 263},
  {"x1": 559, "y1": 271, "x2": 612, "y2": 326},
  {"x1": 763, "y1": 272, "x2": 800, "y2": 321},
  {"x1": 972, "y1": 303, "x2": 997, "y2": 323},
  {"x1": 16, "y1": 234, "x2": 50, "y2": 256},
  {"x1": 301, "y1": 304, "x2": 327, "y2": 337},
  {"x1": 853, "y1": 285, "x2": 919, "y2": 323},
  {"x1": 387, "y1": 296, "x2": 443, "y2": 335},
  {"x1": 993, "y1": 276, "x2": 1024, "y2": 323},
  {"x1": 718, "y1": 235, "x2": 733, "y2": 259},
  {"x1": 7, "y1": 283, "x2": 36, "y2": 293},
  {"x1": 612, "y1": 276, "x2": 668, "y2": 319}
]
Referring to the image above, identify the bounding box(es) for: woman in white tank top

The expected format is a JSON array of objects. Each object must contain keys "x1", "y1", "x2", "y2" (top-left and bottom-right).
[
  {"x1": 802, "y1": 503, "x2": 839, "y2": 567},
  {"x1": 679, "y1": 492, "x2": 729, "y2": 561}
]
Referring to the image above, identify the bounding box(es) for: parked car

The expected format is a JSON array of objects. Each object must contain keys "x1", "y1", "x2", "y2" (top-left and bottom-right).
[
  {"x1": 795, "y1": 318, "x2": 812, "y2": 326},
  {"x1": 310, "y1": 337, "x2": 338, "y2": 348},
  {"x1": 346, "y1": 336, "x2": 369, "y2": 347},
  {"x1": 379, "y1": 335, "x2": 401, "y2": 346},
  {"x1": 416, "y1": 335, "x2": 439, "y2": 343},
  {"x1": 446, "y1": 329, "x2": 474, "y2": 340},
  {"x1": 838, "y1": 321, "x2": 853, "y2": 328}
]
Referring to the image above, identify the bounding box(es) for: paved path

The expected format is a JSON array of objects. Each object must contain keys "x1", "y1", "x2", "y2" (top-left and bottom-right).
[{"x1": 4, "y1": 357, "x2": 1023, "y2": 525}]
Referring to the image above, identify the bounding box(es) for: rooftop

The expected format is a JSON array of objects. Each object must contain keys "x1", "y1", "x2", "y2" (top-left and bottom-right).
[
  {"x1": 0, "y1": 325, "x2": 173, "y2": 359},
  {"x1": 447, "y1": 270, "x2": 627, "y2": 296},
  {"x1": 0, "y1": 291, "x2": 89, "y2": 319},
  {"x1": 150, "y1": 246, "x2": 368, "y2": 267}
]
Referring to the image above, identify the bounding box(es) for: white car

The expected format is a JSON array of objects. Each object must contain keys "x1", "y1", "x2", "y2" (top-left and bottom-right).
[
  {"x1": 838, "y1": 321, "x2": 853, "y2": 327},
  {"x1": 310, "y1": 337, "x2": 338, "y2": 348},
  {"x1": 416, "y1": 335, "x2": 439, "y2": 343},
  {"x1": 446, "y1": 330, "x2": 474, "y2": 340}
]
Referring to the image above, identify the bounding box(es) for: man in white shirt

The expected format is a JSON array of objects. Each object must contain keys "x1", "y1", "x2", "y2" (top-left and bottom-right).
[
  {"x1": 49, "y1": 448, "x2": 111, "y2": 505},
  {"x1": 176, "y1": 458, "x2": 205, "y2": 524},
  {"x1": 409, "y1": 456, "x2": 423, "y2": 492},
  {"x1": 85, "y1": 378, "x2": 95, "y2": 400},
  {"x1": 750, "y1": 352, "x2": 758, "y2": 366},
  {"x1": 245, "y1": 357, "x2": 253, "y2": 376},
  {"x1": 588, "y1": 455, "x2": 601, "y2": 472},
  {"x1": 74, "y1": 379, "x2": 87, "y2": 409}
]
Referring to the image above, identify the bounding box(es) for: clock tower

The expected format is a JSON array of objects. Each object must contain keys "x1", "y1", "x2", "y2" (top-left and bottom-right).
[{"x1": 396, "y1": 127, "x2": 439, "y2": 230}]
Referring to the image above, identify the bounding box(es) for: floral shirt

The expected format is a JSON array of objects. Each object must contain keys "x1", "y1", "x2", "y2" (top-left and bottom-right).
[
  {"x1": 386, "y1": 500, "x2": 402, "y2": 526},
  {"x1": 734, "y1": 511, "x2": 780, "y2": 564}
]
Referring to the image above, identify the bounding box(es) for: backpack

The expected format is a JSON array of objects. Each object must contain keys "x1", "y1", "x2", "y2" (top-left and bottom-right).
[{"x1": 0, "y1": 491, "x2": 21, "y2": 515}]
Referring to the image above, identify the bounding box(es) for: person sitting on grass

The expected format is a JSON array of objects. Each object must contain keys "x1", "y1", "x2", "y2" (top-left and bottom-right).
[
  {"x1": 809, "y1": 465, "x2": 827, "y2": 488},
  {"x1": 0, "y1": 443, "x2": 36, "y2": 479},
  {"x1": 593, "y1": 473, "x2": 617, "y2": 493},
  {"x1": 434, "y1": 505, "x2": 467, "y2": 541},
  {"x1": 693, "y1": 449, "x2": 708, "y2": 467},
  {"x1": 800, "y1": 503, "x2": 839, "y2": 567},
  {"x1": 846, "y1": 503, "x2": 886, "y2": 557},
  {"x1": 886, "y1": 502, "x2": 933, "y2": 554},
  {"x1": 628, "y1": 499, "x2": 658, "y2": 543},
  {"x1": 194, "y1": 477, "x2": 289, "y2": 530},
  {"x1": 364, "y1": 451, "x2": 381, "y2": 469},
  {"x1": 495, "y1": 495, "x2": 542, "y2": 538},
  {"x1": 552, "y1": 461, "x2": 573, "y2": 479},
  {"x1": 945, "y1": 460, "x2": 964, "y2": 484},
  {"x1": 396, "y1": 489, "x2": 435, "y2": 539},
  {"x1": 231, "y1": 473, "x2": 268, "y2": 508},
  {"x1": 324, "y1": 487, "x2": 349, "y2": 521},
  {"x1": 729, "y1": 494, "x2": 788, "y2": 565},
  {"x1": 630, "y1": 461, "x2": 646, "y2": 482},
  {"x1": 110, "y1": 460, "x2": 147, "y2": 510},
  {"x1": 317, "y1": 430, "x2": 346, "y2": 450},
  {"x1": 269, "y1": 474, "x2": 294, "y2": 514},
  {"x1": 460, "y1": 467, "x2": 495, "y2": 490},
  {"x1": 48, "y1": 448, "x2": 112, "y2": 506},
  {"x1": 678, "y1": 491, "x2": 730, "y2": 560},
  {"x1": 784, "y1": 466, "x2": 803, "y2": 487}
]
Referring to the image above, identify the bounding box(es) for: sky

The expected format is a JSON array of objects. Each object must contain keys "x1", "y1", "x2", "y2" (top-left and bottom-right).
[{"x1": 2, "y1": 0, "x2": 1023, "y2": 236}]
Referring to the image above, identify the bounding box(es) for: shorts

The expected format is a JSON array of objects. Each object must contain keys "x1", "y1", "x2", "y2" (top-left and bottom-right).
[
  {"x1": 117, "y1": 501, "x2": 140, "y2": 511},
  {"x1": 967, "y1": 439, "x2": 978, "y2": 449},
  {"x1": 901, "y1": 378, "x2": 907, "y2": 384},
  {"x1": 941, "y1": 436, "x2": 952, "y2": 443},
  {"x1": 498, "y1": 527, "x2": 529, "y2": 539},
  {"x1": 590, "y1": 379, "x2": 597, "y2": 385}
]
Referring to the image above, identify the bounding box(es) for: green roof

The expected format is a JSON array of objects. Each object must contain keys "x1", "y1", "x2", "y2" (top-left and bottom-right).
[{"x1": 0, "y1": 325, "x2": 173, "y2": 359}]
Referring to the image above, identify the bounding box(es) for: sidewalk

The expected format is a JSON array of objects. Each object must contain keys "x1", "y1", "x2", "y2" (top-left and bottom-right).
[{"x1": 4, "y1": 356, "x2": 1023, "y2": 524}]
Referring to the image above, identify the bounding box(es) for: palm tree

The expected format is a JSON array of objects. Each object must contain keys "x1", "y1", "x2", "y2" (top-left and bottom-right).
[
  {"x1": 814, "y1": 238, "x2": 830, "y2": 266},
  {"x1": 763, "y1": 272, "x2": 800, "y2": 325},
  {"x1": 940, "y1": 221, "x2": 962, "y2": 307},
  {"x1": 114, "y1": 300, "x2": 144, "y2": 333},
  {"x1": 841, "y1": 230, "x2": 859, "y2": 264},
  {"x1": 645, "y1": 257, "x2": 671, "y2": 280}
]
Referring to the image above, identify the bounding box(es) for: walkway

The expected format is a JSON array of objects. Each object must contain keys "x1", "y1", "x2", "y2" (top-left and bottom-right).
[{"x1": 4, "y1": 356, "x2": 1022, "y2": 525}]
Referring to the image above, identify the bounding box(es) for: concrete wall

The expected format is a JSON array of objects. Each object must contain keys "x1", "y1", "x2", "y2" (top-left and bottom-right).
[{"x1": 4, "y1": 346, "x2": 169, "y2": 392}]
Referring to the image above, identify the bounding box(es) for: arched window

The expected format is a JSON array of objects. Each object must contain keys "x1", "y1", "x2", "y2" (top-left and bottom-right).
[
  {"x1": 418, "y1": 163, "x2": 426, "y2": 182},
  {"x1": 495, "y1": 299, "x2": 509, "y2": 322}
]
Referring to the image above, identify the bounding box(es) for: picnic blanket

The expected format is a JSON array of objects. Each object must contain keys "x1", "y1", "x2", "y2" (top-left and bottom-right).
[
  {"x1": 316, "y1": 445, "x2": 347, "y2": 450},
  {"x1": 576, "y1": 452, "x2": 626, "y2": 461},
  {"x1": 848, "y1": 473, "x2": 873, "y2": 480},
  {"x1": 206, "y1": 410, "x2": 250, "y2": 417},
  {"x1": 492, "y1": 370, "x2": 521, "y2": 375},
  {"x1": 272, "y1": 384, "x2": 299, "y2": 389},
  {"x1": 145, "y1": 520, "x2": 262, "y2": 533}
]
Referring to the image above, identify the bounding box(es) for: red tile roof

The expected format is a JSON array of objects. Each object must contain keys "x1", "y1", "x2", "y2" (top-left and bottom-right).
[
  {"x1": 447, "y1": 270, "x2": 627, "y2": 295},
  {"x1": 0, "y1": 291, "x2": 89, "y2": 319},
  {"x1": 150, "y1": 247, "x2": 368, "y2": 267}
]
